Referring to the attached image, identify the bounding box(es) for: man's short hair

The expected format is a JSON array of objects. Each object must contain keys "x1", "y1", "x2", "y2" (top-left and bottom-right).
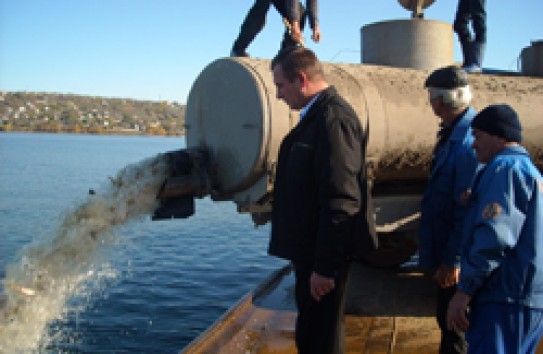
[{"x1": 271, "y1": 46, "x2": 324, "y2": 82}]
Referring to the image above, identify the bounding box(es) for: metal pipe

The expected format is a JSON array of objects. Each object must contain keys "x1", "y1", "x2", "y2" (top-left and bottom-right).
[{"x1": 186, "y1": 58, "x2": 543, "y2": 195}]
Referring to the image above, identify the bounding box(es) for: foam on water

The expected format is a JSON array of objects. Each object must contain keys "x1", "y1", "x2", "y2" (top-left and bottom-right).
[{"x1": 0, "y1": 153, "x2": 169, "y2": 352}]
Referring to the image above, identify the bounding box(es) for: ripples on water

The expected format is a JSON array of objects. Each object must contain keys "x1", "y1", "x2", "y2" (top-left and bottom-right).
[{"x1": 0, "y1": 133, "x2": 285, "y2": 353}]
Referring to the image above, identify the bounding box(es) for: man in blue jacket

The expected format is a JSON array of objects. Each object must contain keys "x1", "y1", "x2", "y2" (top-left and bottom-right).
[
  {"x1": 418, "y1": 65, "x2": 479, "y2": 354},
  {"x1": 447, "y1": 104, "x2": 543, "y2": 354}
]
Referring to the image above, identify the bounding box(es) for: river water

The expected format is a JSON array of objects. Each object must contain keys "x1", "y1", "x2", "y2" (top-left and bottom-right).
[{"x1": 0, "y1": 132, "x2": 286, "y2": 353}]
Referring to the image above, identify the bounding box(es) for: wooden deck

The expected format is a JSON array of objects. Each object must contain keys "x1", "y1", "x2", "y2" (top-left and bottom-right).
[{"x1": 182, "y1": 261, "x2": 543, "y2": 353}]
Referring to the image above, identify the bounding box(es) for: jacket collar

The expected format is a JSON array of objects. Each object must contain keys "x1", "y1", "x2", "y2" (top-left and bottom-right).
[
  {"x1": 297, "y1": 86, "x2": 336, "y2": 126},
  {"x1": 300, "y1": 92, "x2": 321, "y2": 120},
  {"x1": 449, "y1": 106, "x2": 476, "y2": 141},
  {"x1": 495, "y1": 145, "x2": 530, "y2": 159},
  {"x1": 430, "y1": 106, "x2": 476, "y2": 176}
]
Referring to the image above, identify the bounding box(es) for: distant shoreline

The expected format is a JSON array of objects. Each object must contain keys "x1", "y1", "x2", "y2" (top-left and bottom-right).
[
  {"x1": 0, "y1": 129, "x2": 185, "y2": 137},
  {"x1": 1, "y1": 92, "x2": 186, "y2": 136}
]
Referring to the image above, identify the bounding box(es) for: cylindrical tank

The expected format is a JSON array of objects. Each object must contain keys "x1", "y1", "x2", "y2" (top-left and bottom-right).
[
  {"x1": 184, "y1": 59, "x2": 292, "y2": 198},
  {"x1": 361, "y1": 19, "x2": 453, "y2": 71},
  {"x1": 521, "y1": 40, "x2": 543, "y2": 77},
  {"x1": 185, "y1": 58, "x2": 543, "y2": 237}
]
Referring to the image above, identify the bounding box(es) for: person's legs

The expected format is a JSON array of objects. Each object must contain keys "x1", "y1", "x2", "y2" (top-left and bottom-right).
[
  {"x1": 469, "y1": 0, "x2": 486, "y2": 43},
  {"x1": 272, "y1": 0, "x2": 306, "y2": 51},
  {"x1": 467, "y1": 303, "x2": 543, "y2": 354},
  {"x1": 466, "y1": 303, "x2": 508, "y2": 354},
  {"x1": 294, "y1": 261, "x2": 352, "y2": 354},
  {"x1": 453, "y1": 0, "x2": 474, "y2": 69},
  {"x1": 453, "y1": 0, "x2": 472, "y2": 43},
  {"x1": 333, "y1": 262, "x2": 352, "y2": 354},
  {"x1": 231, "y1": 0, "x2": 272, "y2": 56},
  {"x1": 436, "y1": 285, "x2": 467, "y2": 354},
  {"x1": 468, "y1": 0, "x2": 486, "y2": 70},
  {"x1": 518, "y1": 305, "x2": 543, "y2": 354}
]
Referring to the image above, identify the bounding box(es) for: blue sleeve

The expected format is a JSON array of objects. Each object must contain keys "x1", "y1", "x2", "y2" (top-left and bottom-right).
[
  {"x1": 458, "y1": 167, "x2": 526, "y2": 296},
  {"x1": 442, "y1": 138, "x2": 479, "y2": 267}
]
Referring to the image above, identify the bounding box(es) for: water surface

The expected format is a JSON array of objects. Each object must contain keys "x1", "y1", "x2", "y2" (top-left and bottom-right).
[{"x1": 0, "y1": 132, "x2": 285, "y2": 352}]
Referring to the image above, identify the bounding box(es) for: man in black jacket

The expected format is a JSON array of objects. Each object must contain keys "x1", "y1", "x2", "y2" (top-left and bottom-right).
[{"x1": 269, "y1": 47, "x2": 376, "y2": 353}]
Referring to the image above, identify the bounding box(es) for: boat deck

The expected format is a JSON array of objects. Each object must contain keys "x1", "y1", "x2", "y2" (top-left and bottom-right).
[{"x1": 182, "y1": 261, "x2": 543, "y2": 353}]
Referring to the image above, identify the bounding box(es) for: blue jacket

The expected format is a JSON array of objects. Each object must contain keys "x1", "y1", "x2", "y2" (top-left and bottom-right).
[
  {"x1": 418, "y1": 107, "x2": 479, "y2": 269},
  {"x1": 458, "y1": 146, "x2": 543, "y2": 308}
]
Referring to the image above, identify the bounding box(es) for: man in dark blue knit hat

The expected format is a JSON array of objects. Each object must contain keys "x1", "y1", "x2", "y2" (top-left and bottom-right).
[{"x1": 447, "y1": 104, "x2": 543, "y2": 353}]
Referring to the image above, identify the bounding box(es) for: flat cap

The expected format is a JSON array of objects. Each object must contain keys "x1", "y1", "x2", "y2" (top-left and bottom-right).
[
  {"x1": 471, "y1": 104, "x2": 522, "y2": 143},
  {"x1": 425, "y1": 65, "x2": 469, "y2": 89}
]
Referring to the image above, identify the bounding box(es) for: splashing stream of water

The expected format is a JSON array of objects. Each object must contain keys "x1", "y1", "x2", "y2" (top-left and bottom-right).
[{"x1": 0, "y1": 153, "x2": 169, "y2": 352}]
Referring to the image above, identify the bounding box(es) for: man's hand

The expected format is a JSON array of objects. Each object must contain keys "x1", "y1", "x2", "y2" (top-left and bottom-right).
[
  {"x1": 433, "y1": 264, "x2": 460, "y2": 288},
  {"x1": 447, "y1": 290, "x2": 471, "y2": 332},
  {"x1": 311, "y1": 24, "x2": 321, "y2": 43},
  {"x1": 310, "y1": 272, "x2": 335, "y2": 301},
  {"x1": 290, "y1": 20, "x2": 303, "y2": 44}
]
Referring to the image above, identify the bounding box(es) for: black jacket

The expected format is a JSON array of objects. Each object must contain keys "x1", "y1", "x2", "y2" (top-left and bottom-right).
[{"x1": 269, "y1": 86, "x2": 376, "y2": 277}]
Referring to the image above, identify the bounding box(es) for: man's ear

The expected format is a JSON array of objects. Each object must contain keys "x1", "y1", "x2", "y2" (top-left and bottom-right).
[
  {"x1": 433, "y1": 95, "x2": 443, "y2": 106},
  {"x1": 297, "y1": 71, "x2": 309, "y2": 88}
]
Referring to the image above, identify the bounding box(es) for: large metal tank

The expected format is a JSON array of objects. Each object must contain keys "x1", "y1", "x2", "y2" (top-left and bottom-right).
[
  {"x1": 521, "y1": 40, "x2": 543, "y2": 77},
  {"x1": 184, "y1": 57, "x2": 543, "y2": 263}
]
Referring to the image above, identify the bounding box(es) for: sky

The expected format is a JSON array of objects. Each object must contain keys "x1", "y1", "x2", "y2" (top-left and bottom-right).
[{"x1": 0, "y1": 0, "x2": 541, "y2": 103}]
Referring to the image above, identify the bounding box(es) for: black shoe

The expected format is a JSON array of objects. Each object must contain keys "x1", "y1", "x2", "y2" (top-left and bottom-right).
[{"x1": 230, "y1": 48, "x2": 249, "y2": 57}]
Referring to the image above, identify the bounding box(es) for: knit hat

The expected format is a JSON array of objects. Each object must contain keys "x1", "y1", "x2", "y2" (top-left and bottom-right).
[
  {"x1": 471, "y1": 104, "x2": 522, "y2": 143},
  {"x1": 425, "y1": 65, "x2": 469, "y2": 89}
]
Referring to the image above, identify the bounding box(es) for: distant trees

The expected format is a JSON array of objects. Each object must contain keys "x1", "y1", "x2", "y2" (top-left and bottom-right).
[
  {"x1": 60, "y1": 109, "x2": 79, "y2": 125},
  {"x1": 0, "y1": 92, "x2": 186, "y2": 136}
]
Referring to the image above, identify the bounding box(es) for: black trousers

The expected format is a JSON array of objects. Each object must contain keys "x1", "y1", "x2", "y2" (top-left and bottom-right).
[
  {"x1": 293, "y1": 261, "x2": 352, "y2": 354},
  {"x1": 436, "y1": 285, "x2": 467, "y2": 354},
  {"x1": 453, "y1": 0, "x2": 487, "y2": 43},
  {"x1": 232, "y1": 0, "x2": 306, "y2": 53}
]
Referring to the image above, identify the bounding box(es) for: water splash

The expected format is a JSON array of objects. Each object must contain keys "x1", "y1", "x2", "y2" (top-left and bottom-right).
[{"x1": 0, "y1": 153, "x2": 169, "y2": 352}]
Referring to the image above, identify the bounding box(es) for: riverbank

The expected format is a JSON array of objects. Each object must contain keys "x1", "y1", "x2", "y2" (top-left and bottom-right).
[
  {"x1": 0, "y1": 91, "x2": 186, "y2": 136},
  {"x1": 0, "y1": 128, "x2": 184, "y2": 136}
]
